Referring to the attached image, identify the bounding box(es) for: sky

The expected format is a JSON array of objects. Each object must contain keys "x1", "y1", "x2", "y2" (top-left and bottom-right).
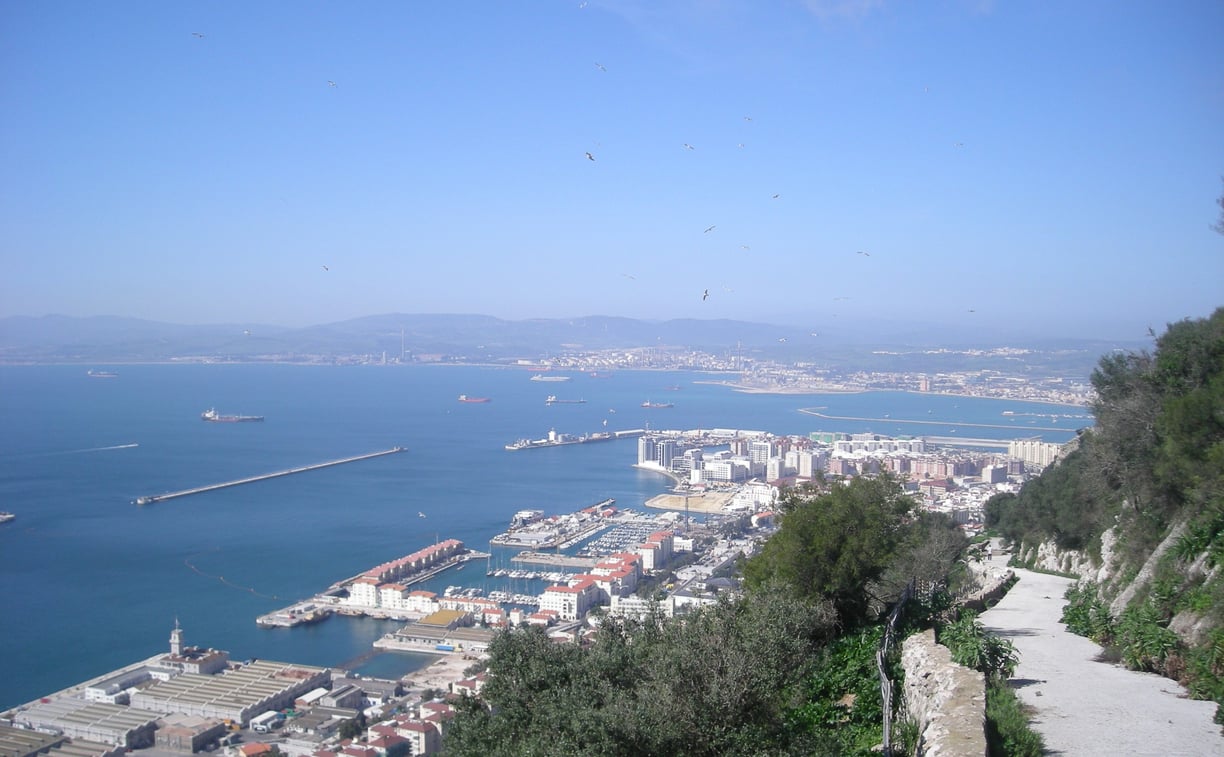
[{"x1": 1, "y1": 1, "x2": 1221, "y2": 341}]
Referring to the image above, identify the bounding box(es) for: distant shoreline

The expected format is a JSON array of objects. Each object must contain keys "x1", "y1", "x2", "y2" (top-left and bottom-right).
[{"x1": 693, "y1": 380, "x2": 1089, "y2": 409}]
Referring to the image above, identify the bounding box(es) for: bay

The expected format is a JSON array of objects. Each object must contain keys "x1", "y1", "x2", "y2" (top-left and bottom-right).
[{"x1": 0, "y1": 364, "x2": 1083, "y2": 709}]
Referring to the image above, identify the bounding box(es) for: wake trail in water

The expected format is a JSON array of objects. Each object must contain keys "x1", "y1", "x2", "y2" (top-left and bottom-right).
[
  {"x1": 1, "y1": 443, "x2": 140, "y2": 460},
  {"x1": 184, "y1": 552, "x2": 280, "y2": 601}
]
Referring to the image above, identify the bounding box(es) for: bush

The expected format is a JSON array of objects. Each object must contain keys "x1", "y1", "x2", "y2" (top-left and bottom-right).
[{"x1": 938, "y1": 611, "x2": 1018, "y2": 680}]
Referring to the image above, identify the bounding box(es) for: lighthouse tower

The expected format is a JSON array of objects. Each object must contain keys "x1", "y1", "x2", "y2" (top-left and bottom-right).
[{"x1": 170, "y1": 618, "x2": 184, "y2": 656}]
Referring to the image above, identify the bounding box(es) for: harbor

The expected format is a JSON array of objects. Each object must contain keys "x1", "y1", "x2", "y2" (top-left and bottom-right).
[{"x1": 133, "y1": 447, "x2": 406, "y2": 505}]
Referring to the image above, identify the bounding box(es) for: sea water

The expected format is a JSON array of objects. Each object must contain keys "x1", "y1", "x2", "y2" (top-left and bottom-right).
[{"x1": 0, "y1": 364, "x2": 1085, "y2": 708}]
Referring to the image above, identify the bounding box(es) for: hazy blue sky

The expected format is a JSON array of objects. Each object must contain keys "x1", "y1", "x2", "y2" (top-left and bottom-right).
[{"x1": 1, "y1": 1, "x2": 1221, "y2": 339}]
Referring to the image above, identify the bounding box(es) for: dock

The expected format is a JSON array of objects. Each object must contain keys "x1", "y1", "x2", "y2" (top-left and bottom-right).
[
  {"x1": 134, "y1": 447, "x2": 406, "y2": 505},
  {"x1": 511, "y1": 552, "x2": 599, "y2": 570}
]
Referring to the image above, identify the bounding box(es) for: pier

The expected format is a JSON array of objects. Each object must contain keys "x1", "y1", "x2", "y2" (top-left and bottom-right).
[
  {"x1": 511, "y1": 552, "x2": 599, "y2": 570},
  {"x1": 134, "y1": 447, "x2": 406, "y2": 505}
]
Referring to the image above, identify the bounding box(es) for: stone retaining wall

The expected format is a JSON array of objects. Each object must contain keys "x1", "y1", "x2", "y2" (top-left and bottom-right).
[{"x1": 901, "y1": 629, "x2": 986, "y2": 756}]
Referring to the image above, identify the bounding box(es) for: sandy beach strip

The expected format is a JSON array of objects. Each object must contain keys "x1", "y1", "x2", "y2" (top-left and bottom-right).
[{"x1": 643, "y1": 490, "x2": 737, "y2": 514}]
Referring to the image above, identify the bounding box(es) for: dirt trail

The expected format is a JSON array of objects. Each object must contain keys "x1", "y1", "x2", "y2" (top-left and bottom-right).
[{"x1": 977, "y1": 547, "x2": 1222, "y2": 756}]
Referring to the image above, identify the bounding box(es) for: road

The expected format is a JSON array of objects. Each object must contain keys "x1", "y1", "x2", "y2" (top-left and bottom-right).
[{"x1": 977, "y1": 546, "x2": 1222, "y2": 756}]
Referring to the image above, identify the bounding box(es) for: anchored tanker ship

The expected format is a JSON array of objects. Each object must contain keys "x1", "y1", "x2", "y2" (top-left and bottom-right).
[{"x1": 201, "y1": 408, "x2": 264, "y2": 422}]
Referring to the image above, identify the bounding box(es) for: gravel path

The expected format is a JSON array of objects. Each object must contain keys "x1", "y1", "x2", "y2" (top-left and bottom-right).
[{"x1": 977, "y1": 548, "x2": 1222, "y2": 756}]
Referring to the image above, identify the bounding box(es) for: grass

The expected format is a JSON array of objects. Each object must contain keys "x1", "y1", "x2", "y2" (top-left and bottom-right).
[{"x1": 985, "y1": 678, "x2": 1045, "y2": 757}]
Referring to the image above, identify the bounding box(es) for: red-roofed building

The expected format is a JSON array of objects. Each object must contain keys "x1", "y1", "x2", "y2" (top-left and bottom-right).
[
  {"x1": 391, "y1": 720, "x2": 439, "y2": 755},
  {"x1": 539, "y1": 580, "x2": 599, "y2": 620}
]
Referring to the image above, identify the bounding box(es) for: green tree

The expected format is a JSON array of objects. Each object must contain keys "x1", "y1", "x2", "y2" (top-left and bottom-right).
[
  {"x1": 442, "y1": 589, "x2": 838, "y2": 756},
  {"x1": 741, "y1": 475, "x2": 917, "y2": 625}
]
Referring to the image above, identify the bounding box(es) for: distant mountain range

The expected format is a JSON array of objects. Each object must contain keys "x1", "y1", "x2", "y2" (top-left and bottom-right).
[{"x1": 0, "y1": 313, "x2": 1142, "y2": 374}]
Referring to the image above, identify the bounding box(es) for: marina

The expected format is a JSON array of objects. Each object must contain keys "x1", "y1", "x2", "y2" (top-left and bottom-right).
[{"x1": 133, "y1": 447, "x2": 406, "y2": 505}]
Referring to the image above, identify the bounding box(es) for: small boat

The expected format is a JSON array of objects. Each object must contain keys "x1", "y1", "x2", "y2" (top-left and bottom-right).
[
  {"x1": 458, "y1": 395, "x2": 491, "y2": 403},
  {"x1": 641, "y1": 400, "x2": 674, "y2": 409},
  {"x1": 545, "y1": 396, "x2": 586, "y2": 405},
  {"x1": 87, "y1": 370, "x2": 118, "y2": 378},
  {"x1": 0, "y1": 512, "x2": 14, "y2": 524}
]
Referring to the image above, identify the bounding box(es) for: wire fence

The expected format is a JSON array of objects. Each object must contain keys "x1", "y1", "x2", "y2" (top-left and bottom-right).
[{"x1": 877, "y1": 578, "x2": 916, "y2": 754}]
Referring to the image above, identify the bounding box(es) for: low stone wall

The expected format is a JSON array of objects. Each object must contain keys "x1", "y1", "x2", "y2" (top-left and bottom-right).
[
  {"x1": 959, "y1": 568, "x2": 1015, "y2": 615},
  {"x1": 901, "y1": 629, "x2": 986, "y2": 757}
]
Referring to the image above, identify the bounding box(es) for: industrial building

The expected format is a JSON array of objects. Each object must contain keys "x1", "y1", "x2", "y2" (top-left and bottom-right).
[
  {"x1": 11, "y1": 699, "x2": 161, "y2": 749},
  {"x1": 130, "y1": 660, "x2": 330, "y2": 724}
]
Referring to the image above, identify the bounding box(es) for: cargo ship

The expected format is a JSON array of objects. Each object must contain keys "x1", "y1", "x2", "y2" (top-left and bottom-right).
[
  {"x1": 545, "y1": 396, "x2": 586, "y2": 405},
  {"x1": 530, "y1": 374, "x2": 571, "y2": 382},
  {"x1": 201, "y1": 408, "x2": 265, "y2": 422},
  {"x1": 641, "y1": 401, "x2": 674, "y2": 409},
  {"x1": 458, "y1": 395, "x2": 491, "y2": 403}
]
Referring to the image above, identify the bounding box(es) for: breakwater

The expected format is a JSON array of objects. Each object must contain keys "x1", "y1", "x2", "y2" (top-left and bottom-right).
[
  {"x1": 798, "y1": 408, "x2": 1067, "y2": 433},
  {"x1": 133, "y1": 447, "x2": 406, "y2": 505}
]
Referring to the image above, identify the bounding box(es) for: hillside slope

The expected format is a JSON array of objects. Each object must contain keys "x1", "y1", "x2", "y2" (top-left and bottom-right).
[{"x1": 986, "y1": 306, "x2": 1224, "y2": 724}]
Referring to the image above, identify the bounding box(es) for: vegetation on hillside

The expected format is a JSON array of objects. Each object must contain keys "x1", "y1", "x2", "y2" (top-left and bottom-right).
[
  {"x1": 442, "y1": 476, "x2": 970, "y2": 756},
  {"x1": 985, "y1": 307, "x2": 1224, "y2": 720}
]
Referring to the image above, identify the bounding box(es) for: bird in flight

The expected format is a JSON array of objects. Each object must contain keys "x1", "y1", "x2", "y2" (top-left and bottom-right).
[
  {"x1": 703, "y1": 225, "x2": 716, "y2": 233},
  {"x1": 683, "y1": 143, "x2": 694, "y2": 150},
  {"x1": 737, "y1": 143, "x2": 745, "y2": 148},
  {"x1": 322, "y1": 265, "x2": 330, "y2": 271},
  {"x1": 771, "y1": 193, "x2": 780, "y2": 199},
  {"x1": 740, "y1": 245, "x2": 750, "y2": 250},
  {"x1": 191, "y1": 32, "x2": 205, "y2": 38},
  {"x1": 702, "y1": 289, "x2": 710, "y2": 301},
  {"x1": 954, "y1": 142, "x2": 964, "y2": 148},
  {"x1": 243, "y1": 330, "x2": 251, "y2": 336},
  {"x1": 856, "y1": 250, "x2": 870, "y2": 256},
  {"x1": 621, "y1": 273, "x2": 636, "y2": 280},
  {"x1": 595, "y1": 62, "x2": 606, "y2": 72},
  {"x1": 585, "y1": 152, "x2": 595, "y2": 161},
  {"x1": 744, "y1": 116, "x2": 752, "y2": 121},
  {"x1": 327, "y1": 80, "x2": 337, "y2": 87}
]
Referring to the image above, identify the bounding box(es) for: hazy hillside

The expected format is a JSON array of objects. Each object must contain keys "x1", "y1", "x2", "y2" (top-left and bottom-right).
[{"x1": 0, "y1": 313, "x2": 1137, "y2": 374}]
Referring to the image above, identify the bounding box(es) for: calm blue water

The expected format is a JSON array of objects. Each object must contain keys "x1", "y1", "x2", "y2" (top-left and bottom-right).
[{"x1": 0, "y1": 364, "x2": 1084, "y2": 708}]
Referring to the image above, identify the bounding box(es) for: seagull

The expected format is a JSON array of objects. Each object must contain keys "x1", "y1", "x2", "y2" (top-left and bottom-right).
[
  {"x1": 243, "y1": 329, "x2": 251, "y2": 336},
  {"x1": 418, "y1": 511, "x2": 427, "y2": 518},
  {"x1": 322, "y1": 265, "x2": 329, "y2": 271},
  {"x1": 594, "y1": 62, "x2": 606, "y2": 72},
  {"x1": 778, "y1": 337, "x2": 787, "y2": 343},
  {"x1": 771, "y1": 193, "x2": 780, "y2": 199},
  {"x1": 856, "y1": 250, "x2": 870, "y2": 256},
  {"x1": 683, "y1": 143, "x2": 694, "y2": 150},
  {"x1": 621, "y1": 273, "x2": 636, "y2": 280},
  {"x1": 737, "y1": 143, "x2": 745, "y2": 148},
  {"x1": 703, "y1": 225, "x2": 716, "y2": 233},
  {"x1": 740, "y1": 245, "x2": 750, "y2": 250},
  {"x1": 191, "y1": 32, "x2": 205, "y2": 38},
  {"x1": 954, "y1": 142, "x2": 964, "y2": 148},
  {"x1": 327, "y1": 80, "x2": 337, "y2": 87},
  {"x1": 585, "y1": 152, "x2": 595, "y2": 161},
  {"x1": 743, "y1": 116, "x2": 752, "y2": 121},
  {"x1": 702, "y1": 289, "x2": 709, "y2": 301}
]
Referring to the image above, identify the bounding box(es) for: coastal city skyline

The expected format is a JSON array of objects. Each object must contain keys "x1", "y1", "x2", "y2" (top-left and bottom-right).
[{"x1": 2, "y1": 3, "x2": 1222, "y2": 341}]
